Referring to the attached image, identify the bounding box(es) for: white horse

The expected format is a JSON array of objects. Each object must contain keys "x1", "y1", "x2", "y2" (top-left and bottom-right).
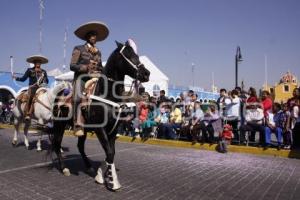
[{"x1": 12, "y1": 82, "x2": 70, "y2": 151}]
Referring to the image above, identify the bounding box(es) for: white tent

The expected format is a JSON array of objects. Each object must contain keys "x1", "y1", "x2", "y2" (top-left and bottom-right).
[
  {"x1": 124, "y1": 56, "x2": 169, "y2": 96},
  {"x1": 55, "y1": 55, "x2": 169, "y2": 96},
  {"x1": 48, "y1": 68, "x2": 63, "y2": 76},
  {"x1": 55, "y1": 70, "x2": 73, "y2": 81}
]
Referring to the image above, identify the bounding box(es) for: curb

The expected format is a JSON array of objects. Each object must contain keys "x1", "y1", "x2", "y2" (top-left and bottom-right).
[
  {"x1": 1, "y1": 123, "x2": 299, "y2": 159},
  {"x1": 114, "y1": 135, "x2": 300, "y2": 159}
]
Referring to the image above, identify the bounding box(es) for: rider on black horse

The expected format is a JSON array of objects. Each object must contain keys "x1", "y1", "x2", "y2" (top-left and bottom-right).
[
  {"x1": 70, "y1": 21, "x2": 109, "y2": 136},
  {"x1": 12, "y1": 55, "x2": 49, "y2": 121}
]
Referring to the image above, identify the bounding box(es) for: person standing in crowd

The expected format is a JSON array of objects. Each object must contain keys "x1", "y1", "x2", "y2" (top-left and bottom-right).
[
  {"x1": 287, "y1": 88, "x2": 299, "y2": 109},
  {"x1": 224, "y1": 89, "x2": 241, "y2": 141},
  {"x1": 217, "y1": 88, "x2": 230, "y2": 117},
  {"x1": 287, "y1": 88, "x2": 300, "y2": 130},
  {"x1": 245, "y1": 87, "x2": 259, "y2": 141},
  {"x1": 236, "y1": 86, "x2": 247, "y2": 126},
  {"x1": 282, "y1": 103, "x2": 292, "y2": 149},
  {"x1": 157, "y1": 90, "x2": 168, "y2": 106},
  {"x1": 182, "y1": 90, "x2": 194, "y2": 119},
  {"x1": 246, "y1": 87, "x2": 259, "y2": 104},
  {"x1": 290, "y1": 88, "x2": 300, "y2": 148},
  {"x1": 264, "y1": 103, "x2": 285, "y2": 150},
  {"x1": 70, "y1": 21, "x2": 109, "y2": 136},
  {"x1": 12, "y1": 55, "x2": 49, "y2": 121},
  {"x1": 261, "y1": 90, "x2": 273, "y2": 117}
]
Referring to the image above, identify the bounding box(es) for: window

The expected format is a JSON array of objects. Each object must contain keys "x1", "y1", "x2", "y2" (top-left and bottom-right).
[{"x1": 284, "y1": 85, "x2": 289, "y2": 92}]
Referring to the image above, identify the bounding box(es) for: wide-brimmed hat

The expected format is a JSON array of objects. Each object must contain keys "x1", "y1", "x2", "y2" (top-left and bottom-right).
[
  {"x1": 74, "y1": 21, "x2": 109, "y2": 42},
  {"x1": 26, "y1": 55, "x2": 48, "y2": 64}
]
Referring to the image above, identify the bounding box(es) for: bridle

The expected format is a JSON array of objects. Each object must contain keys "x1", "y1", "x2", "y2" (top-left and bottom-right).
[
  {"x1": 119, "y1": 45, "x2": 143, "y2": 70},
  {"x1": 119, "y1": 45, "x2": 143, "y2": 93}
]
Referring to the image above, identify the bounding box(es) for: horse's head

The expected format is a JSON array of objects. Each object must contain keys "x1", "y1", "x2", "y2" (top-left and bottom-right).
[{"x1": 105, "y1": 39, "x2": 150, "y2": 83}]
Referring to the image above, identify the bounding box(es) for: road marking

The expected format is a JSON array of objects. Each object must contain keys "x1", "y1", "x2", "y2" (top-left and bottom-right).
[{"x1": 0, "y1": 145, "x2": 148, "y2": 174}]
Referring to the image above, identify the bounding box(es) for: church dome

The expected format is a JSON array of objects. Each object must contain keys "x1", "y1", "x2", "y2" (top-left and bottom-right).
[{"x1": 280, "y1": 71, "x2": 297, "y2": 84}]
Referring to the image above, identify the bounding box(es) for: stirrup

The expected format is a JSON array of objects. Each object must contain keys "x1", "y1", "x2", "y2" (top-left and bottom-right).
[
  {"x1": 25, "y1": 115, "x2": 30, "y2": 121},
  {"x1": 73, "y1": 127, "x2": 84, "y2": 137}
]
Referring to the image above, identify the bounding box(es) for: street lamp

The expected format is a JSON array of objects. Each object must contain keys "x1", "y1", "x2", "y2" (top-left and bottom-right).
[
  {"x1": 191, "y1": 62, "x2": 195, "y2": 87},
  {"x1": 235, "y1": 46, "x2": 243, "y2": 88}
]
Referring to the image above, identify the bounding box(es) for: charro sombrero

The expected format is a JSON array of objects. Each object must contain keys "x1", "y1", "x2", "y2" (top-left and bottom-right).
[
  {"x1": 74, "y1": 21, "x2": 109, "y2": 42},
  {"x1": 26, "y1": 55, "x2": 48, "y2": 64}
]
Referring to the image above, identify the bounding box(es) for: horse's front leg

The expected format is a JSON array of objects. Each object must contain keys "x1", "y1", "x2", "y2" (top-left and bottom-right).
[
  {"x1": 12, "y1": 117, "x2": 20, "y2": 146},
  {"x1": 95, "y1": 129, "x2": 121, "y2": 190},
  {"x1": 23, "y1": 122, "x2": 30, "y2": 149},
  {"x1": 36, "y1": 133, "x2": 42, "y2": 152},
  {"x1": 77, "y1": 131, "x2": 94, "y2": 175},
  {"x1": 52, "y1": 123, "x2": 70, "y2": 176}
]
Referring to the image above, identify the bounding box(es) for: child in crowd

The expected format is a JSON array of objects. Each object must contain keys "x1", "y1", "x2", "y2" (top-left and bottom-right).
[
  {"x1": 218, "y1": 124, "x2": 234, "y2": 153},
  {"x1": 282, "y1": 103, "x2": 292, "y2": 149}
]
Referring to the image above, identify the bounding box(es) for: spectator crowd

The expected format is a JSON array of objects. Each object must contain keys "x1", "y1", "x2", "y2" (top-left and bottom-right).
[{"x1": 117, "y1": 87, "x2": 300, "y2": 152}]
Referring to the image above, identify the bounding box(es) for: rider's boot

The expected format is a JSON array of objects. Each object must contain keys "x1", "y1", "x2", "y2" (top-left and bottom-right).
[{"x1": 73, "y1": 111, "x2": 85, "y2": 137}]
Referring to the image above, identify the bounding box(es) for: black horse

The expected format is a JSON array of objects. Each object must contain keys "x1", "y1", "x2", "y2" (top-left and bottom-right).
[{"x1": 51, "y1": 40, "x2": 150, "y2": 191}]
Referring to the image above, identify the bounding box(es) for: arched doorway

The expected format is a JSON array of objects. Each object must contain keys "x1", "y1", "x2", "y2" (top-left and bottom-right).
[{"x1": 0, "y1": 86, "x2": 16, "y2": 104}]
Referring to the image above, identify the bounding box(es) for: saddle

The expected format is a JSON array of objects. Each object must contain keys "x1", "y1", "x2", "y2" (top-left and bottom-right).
[
  {"x1": 84, "y1": 77, "x2": 98, "y2": 97},
  {"x1": 16, "y1": 88, "x2": 47, "y2": 104},
  {"x1": 16, "y1": 91, "x2": 29, "y2": 103},
  {"x1": 32, "y1": 88, "x2": 49, "y2": 111},
  {"x1": 55, "y1": 78, "x2": 98, "y2": 112},
  {"x1": 16, "y1": 88, "x2": 48, "y2": 116}
]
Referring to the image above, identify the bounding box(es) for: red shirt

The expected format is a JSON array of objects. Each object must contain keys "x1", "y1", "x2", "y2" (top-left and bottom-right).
[
  {"x1": 262, "y1": 97, "x2": 273, "y2": 116},
  {"x1": 222, "y1": 130, "x2": 233, "y2": 140},
  {"x1": 139, "y1": 103, "x2": 148, "y2": 122},
  {"x1": 246, "y1": 96, "x2": 258, "y2": 103}
]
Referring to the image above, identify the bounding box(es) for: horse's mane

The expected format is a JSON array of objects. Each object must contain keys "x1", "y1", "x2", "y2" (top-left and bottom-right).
[
  {"x1": 103, "y1": 47, "x2": 120, "y2": 78},
  {"x1": 51, "y1": 82, "x2": 71, "y2": 96}
]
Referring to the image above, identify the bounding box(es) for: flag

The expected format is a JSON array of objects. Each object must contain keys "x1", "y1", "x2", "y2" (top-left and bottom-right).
[{"x1": 39, "y1": 0, "x2": 45, "y2": 20}]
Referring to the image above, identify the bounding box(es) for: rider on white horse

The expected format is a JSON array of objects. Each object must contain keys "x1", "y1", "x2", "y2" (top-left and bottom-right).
[
  {"x1": 11, "y1": 55, "x2": 69, "y2": 151},
  {"x1": 12, "y1": 55, "x2": 49, "y2": 120}
]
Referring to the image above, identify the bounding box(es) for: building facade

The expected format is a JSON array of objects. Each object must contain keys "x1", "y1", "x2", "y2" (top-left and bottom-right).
[
  {"x1": 0, "y1": 71, "x2": 55, "y2": 104},
  {"x1": 263, "y1": 71, "x2": 298, "y2": 103}
]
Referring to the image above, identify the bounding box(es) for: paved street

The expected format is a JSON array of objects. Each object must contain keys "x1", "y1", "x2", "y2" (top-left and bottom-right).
[{"x1": 1, "y1": 128, "x2": 300, "y2": 200}]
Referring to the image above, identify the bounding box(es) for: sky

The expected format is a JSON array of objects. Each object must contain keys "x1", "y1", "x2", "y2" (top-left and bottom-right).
[{"x1": 0, "y1": 0, "x2": 300, "y2": 91}]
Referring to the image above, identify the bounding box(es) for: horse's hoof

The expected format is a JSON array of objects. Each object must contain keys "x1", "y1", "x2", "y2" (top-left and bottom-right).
[
  {"x1": 25, "y1": 146, "x2": 30, "y2": 150},
  {"x1": 87, "y1": 167, "x2": 95, "y2": 175},
  {"x1": 106, "y1": 181, "x2": 122, "y2": 191},
  {"x1": 62, "y1": 168, "x2": 71, "y2": 176},
  {"x1": 95, "y1": 168, "x2": 104, "y2": 184},
  {"x1": 12, "y1": 140, "x2": 18, "y2": 146},
  {"x1": 95, "y1": 174, "x2": 104, "y2": 184},
  {"x1": 37, "y1": 148, "x2": 42, "y2": 152}
]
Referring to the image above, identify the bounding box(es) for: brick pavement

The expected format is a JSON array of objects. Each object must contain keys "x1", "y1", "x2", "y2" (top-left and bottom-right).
[{"x1": 1, "y1": 128, "x2": 300, "y2": 200}]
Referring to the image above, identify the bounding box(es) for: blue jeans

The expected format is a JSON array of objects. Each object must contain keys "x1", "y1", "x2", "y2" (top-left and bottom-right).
[
  {"x1": 158, "y1": 123, "x2": 176, "y2": 139},
  {"x1": 265, "y1": 127, "x2": 282, "y2": 145}
]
